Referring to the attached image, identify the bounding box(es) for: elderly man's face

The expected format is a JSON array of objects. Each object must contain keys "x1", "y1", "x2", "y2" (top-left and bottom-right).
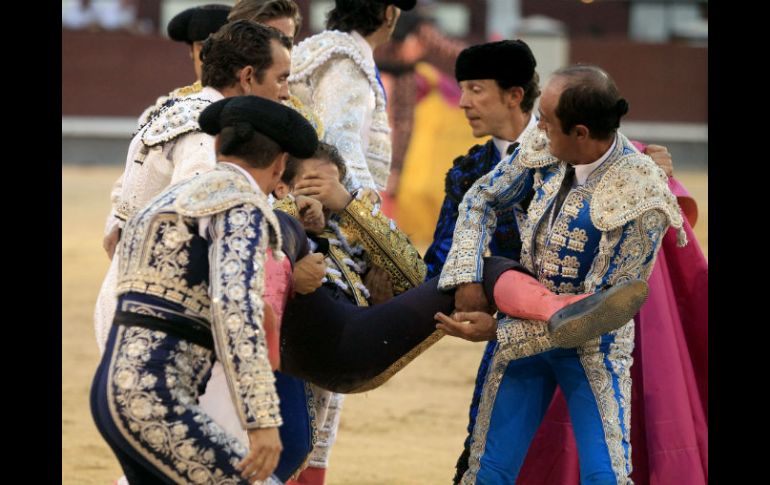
[
  {"x1": 458, "y1": 79, "x2": 516, "y2": 139},
  {"x1": 537, "y1": 77, "x2": 578, "y2": 163},
  {"x1": 250, "y1": 39, "x2": 291, "y2": 102}
]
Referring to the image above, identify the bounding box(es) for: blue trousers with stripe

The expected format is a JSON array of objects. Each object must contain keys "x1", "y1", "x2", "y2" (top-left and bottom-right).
[{"x1": 464, "y1": 333, "x2": 633, "y2": 485}]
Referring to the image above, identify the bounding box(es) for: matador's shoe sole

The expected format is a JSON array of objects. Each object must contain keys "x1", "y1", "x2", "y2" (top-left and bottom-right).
[{"x1": 548, "y1": 279, "x2": 649, "y2": 348}]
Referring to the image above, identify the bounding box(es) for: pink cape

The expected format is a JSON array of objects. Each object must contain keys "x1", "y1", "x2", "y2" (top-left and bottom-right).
[
  {"x1": 263, "y1": 248, "x2": 293, "y2": 370},
  {"x1": 516, "y1": 177, "x2": 708, "y2": 484}
]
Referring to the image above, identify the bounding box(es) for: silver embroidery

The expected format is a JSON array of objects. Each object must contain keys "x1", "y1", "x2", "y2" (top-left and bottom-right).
[
  {"x1": 290, "y1": 30, "x2": 391, "y2": 190},
  {"x1": 106, "y1": 326, "x2": 249, "y2": 484}
]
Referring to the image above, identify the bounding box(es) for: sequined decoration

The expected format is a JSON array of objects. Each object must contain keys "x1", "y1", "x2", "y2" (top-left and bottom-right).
[{"x1": 290, "y1": 30, "x2": 392, "y2": 191}]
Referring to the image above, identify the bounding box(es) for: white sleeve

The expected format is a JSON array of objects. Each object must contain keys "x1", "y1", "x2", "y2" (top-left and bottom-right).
[
  {"x1": 313, "y1": 58, "x2": 376, "y2": 191},
  {"x1": 104, "y1": 171, "x2": 125, "y2": 235},
  {"x1": 166, "y1": 131, "x2": 217, "y2": 185}
]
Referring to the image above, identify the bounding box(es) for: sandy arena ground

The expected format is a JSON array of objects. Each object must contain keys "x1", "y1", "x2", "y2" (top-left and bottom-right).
[{"x1": 62, "y1": 165, "x2": 706, "y2": 485}]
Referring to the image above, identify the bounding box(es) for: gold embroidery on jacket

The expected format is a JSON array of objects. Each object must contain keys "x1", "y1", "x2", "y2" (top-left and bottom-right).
[{"x1": 339, "y1": 194, "x2": 426, "y2": 294}]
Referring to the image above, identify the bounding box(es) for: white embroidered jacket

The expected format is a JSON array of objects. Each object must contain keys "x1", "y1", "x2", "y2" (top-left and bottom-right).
[
  {"x1": 104, "y1": 87, "x2": 223, "y2": 236},
  {"x1": 289, "y1": 30, "x2": 392, "y2": 191}
]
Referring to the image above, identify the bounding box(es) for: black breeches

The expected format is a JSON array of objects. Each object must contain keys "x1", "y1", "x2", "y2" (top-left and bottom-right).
[
  {"x1": 280, "y1": 277, "x2": 452, "y2": 392},
  {"x1": 280, "y1": 256, "x2": 526, "y2": 393}
]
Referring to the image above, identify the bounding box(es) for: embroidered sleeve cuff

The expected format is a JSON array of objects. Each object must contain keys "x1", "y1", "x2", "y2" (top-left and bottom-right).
[
  {"x1": 437, "y1": 271, "x2": 480, "y2": 290},
  {"x1": 437, "y1": 236, "x2": 485, "y2": 289},
  {"x1": 495, "y1": 317, "x2": 553, "y2": 360},
  {"x1": 341, "y1": 195, "x2": 426, "y2": 293},
  {"x1": 241, "y1": 392, "x2": 283, "y2": 429},
  {"x1": 273, "y1": 196, "x2": 300, "y2": 219}
]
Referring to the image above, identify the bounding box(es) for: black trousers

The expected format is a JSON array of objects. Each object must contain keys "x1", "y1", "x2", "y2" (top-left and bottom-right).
[{"x1": 280, "y1": 256, "x2": 527, "y2": 393}]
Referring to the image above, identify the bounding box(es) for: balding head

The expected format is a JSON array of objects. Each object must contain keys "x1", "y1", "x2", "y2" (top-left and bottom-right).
[{"x1": 550, "y1": 65, "x2": 628, "y2": 141}]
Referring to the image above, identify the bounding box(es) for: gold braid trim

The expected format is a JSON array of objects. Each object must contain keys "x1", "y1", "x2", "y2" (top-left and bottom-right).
[
  {"x1": 171, "y1": 80, "x2": 203, "y2": 98},
  {"x1": 274, "y1": 198, "x2": 370, "y2": 305},
  {"x1": 339, "y1": 193, "x2": 436, "y2": 392},
  {"x1": 347, "y1": 329, "x2": 445, "y2": 393},
  {"x1": 273, "y1": 196, "x2": 300, "y2": 219},
  {"x1": 285, "y1": 95, "x2": 325, "y2": 139},
  {"x1": 326, "y1": 241, "x2": 369, "y2": 306},
  {"x1": 338, "y1": 193, "x2": 426, "y2": 295}
]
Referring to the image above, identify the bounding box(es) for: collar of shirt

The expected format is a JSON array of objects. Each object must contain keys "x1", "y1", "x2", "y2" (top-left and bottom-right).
[
  {"x1": 518, "y1": 112, "x2": 539, "y2": 144},
  {"x1": 492, "y1": 137, "x2": 513, "y2": 158},
  {"x1": 573, "y1": 135, "x2": 617, "y2": 186},
  {"x1": 492, "y1": 112, "x2": 538, "y2": 157},
  {"x1": 350, "y1": 31, "x2": 375, "y2": 66}
]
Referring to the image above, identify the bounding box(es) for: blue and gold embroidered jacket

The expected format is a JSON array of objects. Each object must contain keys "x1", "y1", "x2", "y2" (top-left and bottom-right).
[
  {"x1": 438, "y1": 130, "x2": 685, "y2": 351},
  {"x1": 115, "y1": 163, "x2": 285, "y2": 429}
]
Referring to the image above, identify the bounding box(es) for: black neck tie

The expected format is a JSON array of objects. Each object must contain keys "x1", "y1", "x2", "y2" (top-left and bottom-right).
[
  {"x1": 551, "y1": 165, "x2": 576, "y2": 219},
  {"x1": 506, "y1": 141, "x2": 520, "y2": 156}
]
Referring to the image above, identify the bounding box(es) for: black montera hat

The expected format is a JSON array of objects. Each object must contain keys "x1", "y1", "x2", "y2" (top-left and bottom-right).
[
  {"x1": 167, "y1": 4, "x2": 232, "y2": 44},
  {"x1": 455, "y1": 40, "x2": 536, "y2": 87},
  {"x1": 199, "y1": 96, "x2": 319, "y2": 159},
  {"x1": 372, "y1": 0, "x2": 417, "y2": 11}
]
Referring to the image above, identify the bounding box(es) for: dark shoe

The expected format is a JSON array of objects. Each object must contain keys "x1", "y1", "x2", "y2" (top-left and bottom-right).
[{"x1": 549, "y1": 279, "x2": 649, "y2": 348}]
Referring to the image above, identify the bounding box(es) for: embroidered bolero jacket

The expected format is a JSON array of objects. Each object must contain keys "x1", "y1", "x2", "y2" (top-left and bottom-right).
[
  {"x1": 438, "y1": 130, "x2": 686, "y2": 353},
  {"x1": 116, "y1": 164, "x2": 284, "y2": 429}
]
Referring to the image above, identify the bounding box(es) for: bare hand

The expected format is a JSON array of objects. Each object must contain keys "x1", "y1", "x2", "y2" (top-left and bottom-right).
[
  {"x1": 434, "y1": 311, "x2": 497, "y2": 342},
  {"x1": 294, "y1": 170, "x2": 352, "y2": 212},
  {"x1": 295, "y1": 195, "x2": 325, "y2": 234},
  {"x1": 102, "y1": 226, "x2": 122, "y2": 260},
  {"x1": 364, "y1": 266, "x2": 394, "y2": 305},
  {"x1": 645, "y1": 144, "x2": 674, "y2": 177},
  {"x1": 292, "y1": 253, "x2": 326, "y2": 295},
  {"x1": 237, "y1": 426, "x2": 282, "y2": 483},
  {"x1": 454, "y1": 283, "x2": 491, "y2": 313}
]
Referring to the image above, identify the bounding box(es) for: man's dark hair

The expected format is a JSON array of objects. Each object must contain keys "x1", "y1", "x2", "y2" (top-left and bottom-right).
[
  {"x1": 326, "y1": 0, "x2": 387, "y2": 36},
  {"x1": 201, "y1": 19, "x2": 291, "y2": 89},
  {"x1": 283, "y1": 142, "x2": 348, "y2": 185},
  {"x1": 553, "y1": 65, "x2": 629, "y2": 140},
  {"x1": 219, "y1": 123, "x2": 283, "y2": 168},
  {"x1": 495, "y1": 71, "x2": 540, "y2": 114},
  {"x1": 228, "y1": 0, "x2": 303, "y2": 38}
]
